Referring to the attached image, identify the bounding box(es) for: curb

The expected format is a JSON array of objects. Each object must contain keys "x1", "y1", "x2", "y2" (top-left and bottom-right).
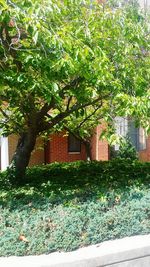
[{"x1": 1, "y1": 234, "x2": 150, "y2": 267}]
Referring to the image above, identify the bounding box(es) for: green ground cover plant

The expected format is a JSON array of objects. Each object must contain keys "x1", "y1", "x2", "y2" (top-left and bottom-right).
[{"x1": 0, "y1": 159, "x2": 150, "y2": 256}]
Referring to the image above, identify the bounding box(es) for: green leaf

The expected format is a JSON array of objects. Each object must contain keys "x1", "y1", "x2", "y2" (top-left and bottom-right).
[
  {"x1": 0, "y1": 0, "x2": 7, "y2": 8},
  {"x1": 17, "y1": 74, "x2": 24, "y2": 83},
  {"x1": 52, "y1": 83, "x2": 59, "y2": 92}
]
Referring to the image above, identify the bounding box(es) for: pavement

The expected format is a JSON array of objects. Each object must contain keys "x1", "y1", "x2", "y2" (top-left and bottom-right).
[{"x1": 1, "y1": 234, "x2": 150, "y2": 267}]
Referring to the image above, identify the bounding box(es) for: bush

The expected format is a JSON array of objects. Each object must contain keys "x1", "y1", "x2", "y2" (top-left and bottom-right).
[
  {"x1": 111, "y1": 136, "x2": 138, "y2": 161},
  {"x1": 117, "y1": 137, "x2": 138, "y2": 160},
  {"x1": 0, "y1": 159, "x2": 150, "y2": 256},
  {"x1": 24, "y1": 159, "x2": 150, "y2": 188}
]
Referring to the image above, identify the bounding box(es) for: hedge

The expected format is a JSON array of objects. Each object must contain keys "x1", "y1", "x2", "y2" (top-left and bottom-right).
[{"x1": 0, "y1": 159, "x2": 150, "y2": 256}]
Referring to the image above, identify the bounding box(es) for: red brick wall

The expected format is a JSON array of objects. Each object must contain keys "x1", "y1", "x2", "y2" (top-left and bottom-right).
[
  {"x1": 139, "y1": 136, "x2": 150, "y2": 162},
  {"x1": 46, "y1": 126, "x2": 109, "y2": 164},
  {"x1": 97, "y1": 124, "x2": 109, "y2": 160},
  {"x1": 46, "y1": 132, "x2": 87, "y2": 163},
  {"x1": 91, "y1": 125, "x2": 109, "y2": 161},
  {"x1": 91, "y1": 129, "x2": 97, "y2": 160}
]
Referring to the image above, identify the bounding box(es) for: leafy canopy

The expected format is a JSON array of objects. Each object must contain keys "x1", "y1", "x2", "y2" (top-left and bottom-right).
[{"x1": 0, "y1": 0, "x2": 150, "y2": 140}]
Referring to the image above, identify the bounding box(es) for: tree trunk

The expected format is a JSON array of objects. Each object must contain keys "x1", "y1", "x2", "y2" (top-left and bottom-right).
[
  {"x1": 10, "y1": 130, "x2": 37, "y2": 181},
  {"x1": 84, "y1": 141, "x2": 92, "y2": 161}
]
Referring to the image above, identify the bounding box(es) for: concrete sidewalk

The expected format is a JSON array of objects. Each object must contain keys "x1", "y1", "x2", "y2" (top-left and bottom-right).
[{"x1": 1, "y1": 234, "x2": 150, "y2": 267}]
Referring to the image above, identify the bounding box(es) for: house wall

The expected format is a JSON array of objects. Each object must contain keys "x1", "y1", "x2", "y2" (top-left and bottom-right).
[
  {"x1": 46, "y1": 126, "x2": 109, "y2": 164},
  {"x1": 91, "y1": 124, "x2": 109, "y2": 161},
  {"x1": 91, "y1": 129, "x2": 97, "y2": 160},
  {"x1": 46, "y1": 132, "x2": 87, "y2": 163},
  {"x1": 8, "y1": 135, "x2": 45, "y2": 166},
  {"x1": 8, "y1": 135, "x2": 18, "y2": 164},
  {"x1": 6, "y1": 129, "x2": 150, "y2": 168},
  {"x1": 97, "y1": 124, "x2": 109, "y2": 161},
  {"x1": 139, "y1": 136, "x2": 150, "y2": 161}
]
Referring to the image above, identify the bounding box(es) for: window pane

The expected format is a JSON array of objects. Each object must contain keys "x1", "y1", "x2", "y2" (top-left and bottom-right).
[
  {"x1": 68, "y1": 134, "x2": 81, "y2": 152},
  {"x1": 114, "y1": 117, "x2": 128, "y2": 151},
  {"x1": 114, "y1": 117, "x2": 147, "y2": 152},
  {"x1": 128, "y1": 120, "x2": 138, "y2": 150}
]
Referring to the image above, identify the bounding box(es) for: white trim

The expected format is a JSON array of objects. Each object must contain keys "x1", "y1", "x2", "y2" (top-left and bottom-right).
[{"x1": 0, "y1": 136, "x2": 9, "y2": 171}]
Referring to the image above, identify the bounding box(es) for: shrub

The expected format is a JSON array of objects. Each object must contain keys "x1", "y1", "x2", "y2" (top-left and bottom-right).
[
  {"x1": 117, "y1": 136, "x2": 138, "y2": 160},
  {"x1": 24, "y1": 159, "x2": 150, "y2": 188},
  {"x1": 1, "y1": 159, "x2": 150, "y2": 190},
  {"x1": 111, "y1": 136, "x2": 138, "y2": 161},
  {"x1": 0, "y1": 160, "x2": 150, "y2": 256}
]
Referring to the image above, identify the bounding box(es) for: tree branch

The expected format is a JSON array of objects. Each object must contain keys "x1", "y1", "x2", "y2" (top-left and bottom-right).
[
  {"x1": 0, "y1": 22, "x2": 23, "y2": 71},
  {"x1": 0, "y1": 94, "x2": 8, "y2": 102},
  {"x1": 59, "y1": 77, "x2": 84, "y2": 98},
  {"x1": 66, "y1": 96, "x2": 73, "y2": 111},
  {"x1": 0, "y1": 107, "x2": 9, "y2": 119},
  {"x1": 38, "y1": 95, "x2": 103, "y2": 133},
  {"x1": 76, "y1": 102, "x2": 102, "y2": 129},
  {"x1": 37, "y1": 97, "x2": 56, "y2": 120},
  {"x1": 37, "y1": 77, "x2": 84, "y2": 119}
]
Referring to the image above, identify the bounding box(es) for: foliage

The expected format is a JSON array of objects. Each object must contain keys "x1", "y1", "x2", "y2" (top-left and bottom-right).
[
  {"x1": 117, "y1": 136, "x2": 138, "y2": 160},
  {"x1": 111, "y1": 136, "x2": 138, "y2": 160},
  {"x1": 0, "y1": 160, "x2": 150, "y2": 256},
  {"x1": 0, "y1": 0, "x2": 150, "y2": 175}
]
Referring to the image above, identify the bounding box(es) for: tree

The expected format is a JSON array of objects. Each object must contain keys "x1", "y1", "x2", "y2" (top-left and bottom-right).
[{"x1": 0, "y1": 0, "x2": 149, "y2": 179}]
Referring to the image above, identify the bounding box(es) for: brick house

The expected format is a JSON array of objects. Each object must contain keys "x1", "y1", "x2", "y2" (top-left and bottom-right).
[
  {"x1": 0, "y1": 124, "x2": 109, "y2": 171},
  {"x1": 0, "y1": 119, "x2": 150, "y2": 171},
  {"x1": 45, "y1": 119, "x2": 150, "y2": 163},
  {"x1": 1, "y1": 0, "x2": 150, "y2": 171}
]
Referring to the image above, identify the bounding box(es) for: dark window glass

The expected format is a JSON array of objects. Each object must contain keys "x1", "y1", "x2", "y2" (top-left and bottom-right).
[{"x1": 68, "y1": 134, "x2": 81, "y2": 153}]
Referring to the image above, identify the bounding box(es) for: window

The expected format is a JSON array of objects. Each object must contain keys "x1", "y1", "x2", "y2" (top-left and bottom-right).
[
  {"x1": 128, "y1": 119, "x2": 139, "y2": 150},
  {"x1": 68, "y1": 134, "x2": 81, "y2": 153},
  {"x1": 114, "y1": 117, "x2": 128, "y2": 151},
  {"x1": 115, "y1": 117, "x2": 128, "y2": 136},
  {"x1": 115, "y1": 117, "x2": 147, "y2": 151},
  {"x1": 128, "y1": 120, "x2": 146, "y2": 151}
]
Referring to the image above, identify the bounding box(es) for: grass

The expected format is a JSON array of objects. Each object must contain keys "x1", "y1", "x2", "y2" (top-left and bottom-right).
[{"x1": 0, "y1": 159, "x2": 150, "y2": 256}]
